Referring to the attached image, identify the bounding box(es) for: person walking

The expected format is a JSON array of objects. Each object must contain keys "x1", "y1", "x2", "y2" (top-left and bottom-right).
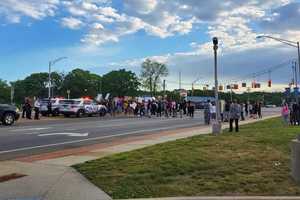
[
  {"x1": 229, "y1": 100, "x2": 241, "y2": 132},
  {"x1": 34, "y1": 98, "x2": 40, "y2": 120},
  {"x1": 281, "y1": 103, "x2": 290, "y2": 125}
]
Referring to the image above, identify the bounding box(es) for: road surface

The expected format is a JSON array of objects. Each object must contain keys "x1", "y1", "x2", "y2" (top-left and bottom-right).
[{"x1": 0, "y1": 108, "x2": 279, "y2": 160}]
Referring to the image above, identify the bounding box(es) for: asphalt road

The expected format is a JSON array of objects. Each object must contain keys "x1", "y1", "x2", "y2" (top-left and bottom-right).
[{"x1": 0, "y1": 108, "x2": 279, "y2": 160}]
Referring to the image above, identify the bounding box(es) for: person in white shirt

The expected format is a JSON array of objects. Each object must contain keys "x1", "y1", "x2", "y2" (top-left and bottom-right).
[
  {"x1": 34, "y1": 98, "x2": 40, "y2": 120},
  {"x1": 210, "y1": 102, "x2": 217, "y2": 120}
]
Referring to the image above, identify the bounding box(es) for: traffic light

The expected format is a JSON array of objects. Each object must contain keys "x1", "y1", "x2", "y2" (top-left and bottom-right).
[{"x1": 268, "y1": 80, "x2": 272, "y2": 87}]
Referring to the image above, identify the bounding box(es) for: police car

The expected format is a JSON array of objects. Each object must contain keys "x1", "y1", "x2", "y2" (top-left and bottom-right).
[
  {"x1": 40, "y1": 98, "x2": 62, "y2": 116},
  {"x1": 59, "y1": 98, "x2": 99, "y2": 118}
]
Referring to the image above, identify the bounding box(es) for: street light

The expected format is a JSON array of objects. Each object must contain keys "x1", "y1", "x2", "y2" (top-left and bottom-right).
[
  {"x1": 48, "y1": 57, "x2": 67, "y2": 98},
  {"x1": 212, "y1": 37, "x2": 222, "y2": 134},
  {"x1": 257, "y1": 35, "x2": 300, "y2": 100}
]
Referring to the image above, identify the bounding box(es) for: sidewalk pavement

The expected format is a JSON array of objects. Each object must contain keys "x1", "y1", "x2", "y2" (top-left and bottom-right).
[{"x1": 0, "y1": 114, "x2": 280, "y2": 200}]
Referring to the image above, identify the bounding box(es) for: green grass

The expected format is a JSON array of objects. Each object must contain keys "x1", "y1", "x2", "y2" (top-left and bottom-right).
[{"x1": 74, "y1": 118, "x2": 300, "y2": 198}]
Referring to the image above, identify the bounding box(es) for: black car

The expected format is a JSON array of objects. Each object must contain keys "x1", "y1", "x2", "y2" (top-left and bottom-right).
[{"x1": 0, "y1": 104, "x2": 20, "y2": 126}]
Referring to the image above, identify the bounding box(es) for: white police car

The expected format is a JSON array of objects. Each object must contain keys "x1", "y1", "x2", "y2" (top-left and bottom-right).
[
  {"x1": 40, "y1": 98, "x2": 62, "y2": 116},
  {"x1": 59, "y1": 98, "x2": 99, "y2": 118}
]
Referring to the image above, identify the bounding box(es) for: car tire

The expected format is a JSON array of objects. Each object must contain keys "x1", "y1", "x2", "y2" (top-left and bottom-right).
[
  {"x1": 64, "y1": 114, "x2": 70, "y2": 118},
  {"x1": 2, "y1": 112, "x2": 15, "y2": 126},
  {"x1": 76, "y1": 110, "x2": 84, "y2": 118}
]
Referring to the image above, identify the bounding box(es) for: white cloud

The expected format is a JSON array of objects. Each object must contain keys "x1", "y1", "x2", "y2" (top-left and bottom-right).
[
  {"x1": 61, "y1": 17, "x2": 84, "y2": 29},
  {"x1": 0, "y1": 0, "x2": 59, "y2": 23}
]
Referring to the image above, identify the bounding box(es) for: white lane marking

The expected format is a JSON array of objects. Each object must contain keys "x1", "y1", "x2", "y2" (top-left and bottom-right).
[
  {"x1": 10, "y1": 127, "x2": 52, "y2": 132},
  {"x1": 0, "y1": 123, "x2": 202, "y2": 154},
  {"x1": 38, "y1": 132, "x2": 89, "y2": 137}
]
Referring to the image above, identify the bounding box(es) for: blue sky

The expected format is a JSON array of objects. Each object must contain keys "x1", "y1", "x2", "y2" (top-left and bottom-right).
[{"x1": 0, "y1": 0, "x2": 300, "y2": 91}]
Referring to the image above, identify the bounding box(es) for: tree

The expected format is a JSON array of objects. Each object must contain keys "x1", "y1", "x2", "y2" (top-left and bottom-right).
[
  {"x1": 0, "y1": 79, "x2": 10, "y2": 104},
  {"x1": 102, "y1": 69, "x2": 140, "y2": 97},
  {"x1": 13, "y1": 72, "x2": 64, "y2": 104},
  {"x1": 62, "y1": 69, "x2": 101, "y2": 98},
  {"x1": 141, "y1": 59, "x2": 169, "y2": 95}
]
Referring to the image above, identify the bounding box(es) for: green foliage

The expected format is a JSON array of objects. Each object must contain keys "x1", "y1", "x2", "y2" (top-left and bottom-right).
[
  {"x1": 141, "y1": 59, "x2": 169, "y2": 95},
  {"x1": 74, "y1": 118, "x2": 300, "y2": 198},
  {"x1": 12, "y1": 72, "x2": 64, "y2": 104},
  {"x1": 0, "y1": 79, "x2": 10, "y2": 104},
  {"x1": 102, "y1": 69, "x2": 140, "y2": 97},
  {"x1": 61, "y1": 68, "x2": 101, "y2": 98}
]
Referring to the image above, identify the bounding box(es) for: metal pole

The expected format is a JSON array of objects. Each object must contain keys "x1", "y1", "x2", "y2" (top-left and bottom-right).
[
  {"x1": 295, "y1": 61, "x2": 298, "y2": 88},
  {"x1": 214, "y1": 47, "x2": 220, "y2": 122},
  {"x1": 230, "y1": 86, "x2": 233, "y2": 102},
  {"x1": 297, "y1": 42, "x2": 300, "y2": 87},
  {"x1": 212, "y1": 37, "x2": 221, "y2": 135},
  {"x1": 163, "y1": 79, "x2": 166, "y2": 97},
  {"x1": 48, "y1": 61, "x2": 51, "y2": 98}
]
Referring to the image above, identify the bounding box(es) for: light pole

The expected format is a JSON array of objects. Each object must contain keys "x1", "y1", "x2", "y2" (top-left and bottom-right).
[
  {"x1": 257, "y1": 35, "x2": 300, "y2": 101},
  {"x1": 212, "y1": 37, "x2": 222, "y2": 134},
  {"x1": 48, "y1": 57, "x2": 67, "y2": 98}
]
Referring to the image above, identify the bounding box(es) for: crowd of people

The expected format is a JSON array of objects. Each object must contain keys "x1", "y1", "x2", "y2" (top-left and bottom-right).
[
  {"x1": 203, "y1": 100, "x2": 263, "y2": 132},
  {"x1": 20, "y1": 96, "x2": 264, "y2": 133},
  {"x1": 104, "y1": 98, "x2": 196, "y2": 118},
  {"x1": 281, "y1": 102, "x2": 300, "y2": 125}
]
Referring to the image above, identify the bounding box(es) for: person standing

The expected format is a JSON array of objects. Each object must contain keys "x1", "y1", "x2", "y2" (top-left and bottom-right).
[
  {"x1": 258, "y1": 102, "x2": 262, "y2": 119},
  {"x1": 240, "y1": 103, "x2": 245, "y2": 121},
  {"x1": 210, "y1": 102, "x2": 216, "y2": 120},
  {"x1": 229, "y1": 100, "x2": 241, "y2": 132},
  {"x1": 34, "y1": 98, "x2": 40, "y2": 120},
  {"x1": 47, "y1": 98, "x2": 52, "y2": 117},
  {"x1": 245, "y1": 101, "x2": 249, "y2": 117},
  {"x1": 25, "y1": 99, "x2": 32, "y2": 119},
  {"x1": 224, "y1": 101, "x2": 230, "y2": 122},
  {"x1": 204, "y1": 100, "x2": 212, "y2": 125},
  {"x1": 22, "y1": 98, "x2": 26, "y2": 118},
  {"x1": 281, "y1": 103, "x2": 290, "y2": 125}
]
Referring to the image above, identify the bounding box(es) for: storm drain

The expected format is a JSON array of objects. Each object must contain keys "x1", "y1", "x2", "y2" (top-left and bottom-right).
[{"x1": 0, "y1": 173, "x2": 27, "y2": 183}]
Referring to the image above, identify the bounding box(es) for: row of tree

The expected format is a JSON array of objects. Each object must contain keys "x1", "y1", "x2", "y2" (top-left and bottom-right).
[
  {"x1": 0, "y1": 58, "x2": 284, "y2": 106},
  {"x1": 0, "y1": 59, "x2": 169, "y2": 105}
]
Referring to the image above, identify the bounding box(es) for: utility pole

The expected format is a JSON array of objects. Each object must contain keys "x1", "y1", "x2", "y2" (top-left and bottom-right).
[
  {"x1": 163, "y1": 79, "x2": 166, "y2": 98},
  {"x1": 212, "y1": 37, "x2": 221, "y2": 134},
  {"x1": 48, "y1": 57, "x2": 67, "y2": 99},
  {"x1": 48, "y1": 61, "x2": 52, "y2": 98}
]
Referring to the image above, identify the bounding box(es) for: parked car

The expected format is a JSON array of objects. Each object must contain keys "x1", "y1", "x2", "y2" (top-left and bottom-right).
[
  {"x1": 0, "y1": 104, "x2": 20, "y2": 126},
  {"x1": 59, "y1": 98, "x2": 99, "y2": 118},
  {"x1": 40, "y1": 98, "x2": 63, "y2": 116}
]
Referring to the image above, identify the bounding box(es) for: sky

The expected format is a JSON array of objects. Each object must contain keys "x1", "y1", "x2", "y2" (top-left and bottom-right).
[{"x1": 1, "y1": 0, "x2": 300, "y2": 91}]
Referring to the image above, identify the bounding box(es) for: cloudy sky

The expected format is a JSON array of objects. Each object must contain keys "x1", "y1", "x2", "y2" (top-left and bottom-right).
[{"x1": 0, "y1": 0, "x2": 300, "y2": 91}]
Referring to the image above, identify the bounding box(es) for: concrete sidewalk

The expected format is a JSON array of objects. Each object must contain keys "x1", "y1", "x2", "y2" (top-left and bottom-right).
[{"x1": 0, "y1": 114, "x2": 280, "y2": 200}]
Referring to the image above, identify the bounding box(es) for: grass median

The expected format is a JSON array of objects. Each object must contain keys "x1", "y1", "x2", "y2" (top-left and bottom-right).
[{"x1": 74, "y1": 117, "x2": 300, "y2": 198}]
